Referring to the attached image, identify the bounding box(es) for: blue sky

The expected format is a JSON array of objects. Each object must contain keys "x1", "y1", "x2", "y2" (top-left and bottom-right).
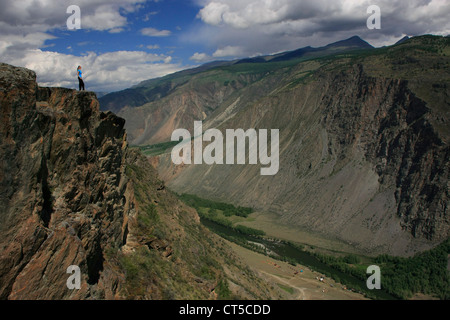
[
  {"x1": 50, "y1": 0, "x2": 202, "y2": 63},
  {"x1": 1, "y1": 0, "x2": 449, "y2": 92}
]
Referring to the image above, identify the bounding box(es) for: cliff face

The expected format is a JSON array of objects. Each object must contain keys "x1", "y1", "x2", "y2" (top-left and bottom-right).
[
  {"x1": 148, "y1": 36, "x2": 449, "y2": 256},
  {"x1": 321, "y1": 65, "x2": 449, "y2": 244},
  {"x1": 0, "y1": 63, "x2": 273, "y2": 300},
  {"x1": 0, "y1": 63, "x2": 129, "y2": 299}
]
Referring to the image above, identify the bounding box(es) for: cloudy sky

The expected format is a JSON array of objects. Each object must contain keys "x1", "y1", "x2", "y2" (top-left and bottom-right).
[{"x1": 0, "y1": 0, "x2": 449, "y2": 92}]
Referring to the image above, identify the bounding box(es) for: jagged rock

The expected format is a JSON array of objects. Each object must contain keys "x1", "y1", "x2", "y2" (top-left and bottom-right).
[
  {"x1": 0, "y1": 63, "x2": 274, "y2": 300},
  {"x1": 0, "y1": 63, "x2": 128, "y2": 299}
]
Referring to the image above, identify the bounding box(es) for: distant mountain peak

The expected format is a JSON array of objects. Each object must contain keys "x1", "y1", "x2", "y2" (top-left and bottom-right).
[
  {"x1": 326, "y1": 35, "x2": 374, "y2": 49},
  {"x1": 267, "y1": 36, "x2": 373, "y2": 63},
  {"x1": 395, "y1": 36, "x2": 411, "y2": 45}
]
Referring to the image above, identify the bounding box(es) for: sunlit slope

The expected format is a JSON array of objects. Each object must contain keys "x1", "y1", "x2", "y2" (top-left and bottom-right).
[{"x1": 155, "y1": 36, "x2": 449, "y2": 256}]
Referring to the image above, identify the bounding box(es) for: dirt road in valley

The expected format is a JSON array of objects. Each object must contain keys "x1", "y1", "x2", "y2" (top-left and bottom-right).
[{"x1": 226, "y1": 241, "x2": 368, "y2": 300}]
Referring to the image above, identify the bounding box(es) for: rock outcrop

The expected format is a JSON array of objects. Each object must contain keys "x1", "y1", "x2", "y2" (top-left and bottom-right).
[
  {"x1": 0, "y1": 63, "x2": 275, "y2": 300},
  {"x1": 321, "y1": 65, "x2": 449, "y2": 244},
  {"x1": 0, "y1": 63, "x2": 129, "y2": 299}
]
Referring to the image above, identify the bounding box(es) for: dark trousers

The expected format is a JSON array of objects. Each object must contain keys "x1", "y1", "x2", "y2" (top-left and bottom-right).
[{"x1": 78, "y1": 77, "x2": 85, "y2": 91}]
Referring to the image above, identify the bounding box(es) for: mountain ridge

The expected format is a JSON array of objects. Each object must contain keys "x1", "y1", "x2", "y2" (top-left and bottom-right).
[
  {"x1": 99, "y1": 35, "x2": 375, "y2": 114},
  {"x1": 100, "y1": 35, "x2": 449, "y2": 257}
]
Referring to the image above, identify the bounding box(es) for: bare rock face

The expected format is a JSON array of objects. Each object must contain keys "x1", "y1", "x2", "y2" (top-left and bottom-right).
[
  {"x1": 151, "y1": 36, "x2": 449, "y2": 256},
  {"x1": 0, "y1": 63, "x2": 274, "y2": 301},
  {"x1": 0, "y1": 63, "x2": 128, "y2": 299},
  {"x1": 321, "y1": 65, "x2": 449, "y2": 244}
]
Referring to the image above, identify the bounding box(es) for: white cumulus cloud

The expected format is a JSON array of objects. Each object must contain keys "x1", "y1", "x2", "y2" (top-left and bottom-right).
[
  {"x1": 189, "y1": 0, "x2": 450, "y2": 58},
  {"x1": 190, "y1": 52, "x2": 212, "y2": 62},
  {"x1": 213, "y1": 46, "x2": 243, "y2": 57},
  {"x1": 0, "y1": 0, "x2": 181, "y2": 92},
  {"x1": 140, "y1": 27, "x2": 172, "y2": 37},
  {"x1": 4, "y1": 49, "x2": 182, "y2": 92}
]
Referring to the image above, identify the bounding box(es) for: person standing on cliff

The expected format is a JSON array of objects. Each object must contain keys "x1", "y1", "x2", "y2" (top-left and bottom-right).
[{"x1": 77, "y1": 66, "x2": 85, "y2": 91}]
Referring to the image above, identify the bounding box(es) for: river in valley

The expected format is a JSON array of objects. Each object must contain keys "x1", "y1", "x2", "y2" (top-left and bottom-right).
[{"x1": 201, "y1": 217, "x2": 397, "y2": 300}]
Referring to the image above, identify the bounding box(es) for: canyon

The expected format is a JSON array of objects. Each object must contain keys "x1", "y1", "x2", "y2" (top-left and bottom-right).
[
  {"x1": 100, "y1": 35, "x2": 450, "y2": 257},
  {"x1": 0, "y1": 62, "x2": 272, "y2": 299}
]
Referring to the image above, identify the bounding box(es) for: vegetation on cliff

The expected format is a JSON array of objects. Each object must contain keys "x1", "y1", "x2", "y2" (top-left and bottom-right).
[
  {"x1": 120, "y1": 35, "x2": 449, "y2": 256},
  {"x1": 0, "y1": 63, "x2": 273, "y2": 300}
]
